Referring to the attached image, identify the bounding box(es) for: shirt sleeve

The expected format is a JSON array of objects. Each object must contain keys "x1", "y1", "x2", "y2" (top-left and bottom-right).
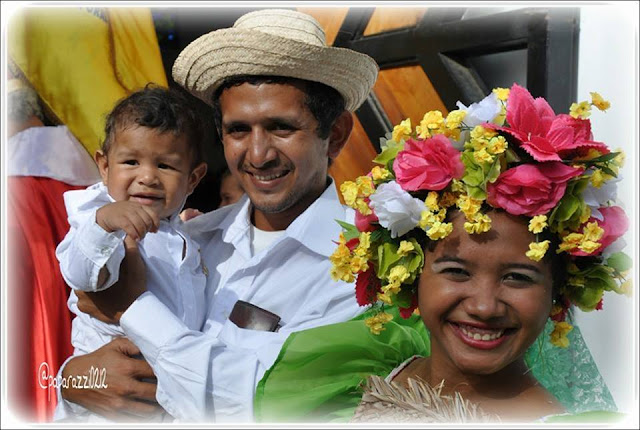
[
  {"x1": 56, "y1": 208, "x2": 126, "y2": 292},
  {"x1": 120, "y1": 291, "x2": 361, "y2": 423}
]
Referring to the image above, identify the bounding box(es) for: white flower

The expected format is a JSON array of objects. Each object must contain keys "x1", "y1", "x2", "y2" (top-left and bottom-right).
[
  {"x1": 583, "y1": 175, "x2": 621, "y2": 216},
  {"x1": 456, "y1": 91, "x2": 502, "y2": 126},
  {"x1": 369, "y1": 181, "x2": 423, "y2": 238},
  {"x1": 452, "y1": 92, "x2": 503, "y2": 149}
]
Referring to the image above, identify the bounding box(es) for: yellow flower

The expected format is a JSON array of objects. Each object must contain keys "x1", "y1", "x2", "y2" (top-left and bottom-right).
[
  {"x1": 464, "y1": 213, "x2": 492, "y2": 234},
  {"x1": 558, "y1": 233, "x2": 583, "y2": 253},
  {"x1": 445, "y1": 110, "x2": 466, "y2": 129},
  {"x1": 392, "y1": 118, "x2": 412, "y2": 143},
  {"x1": 487, "y1": 136, "x2": 507, "y2": 155},
  {"x1": 528, "y1": 215, "x2": 548, "y2": 234},
  {"x1": 355, "y1": 232, "x2": 372, "y2": 255},
  {"x1": 371, "y1": 166, "x2": 392, "y2": 182},
  {"x1": 526, "y1": 240, "x2": 550, "y2": 262},
  {"x1": 620, "y1": 279, "x2": 633, "y2": 297},
  {"x1": 341, "y1": 176, "x2": 375, "y2": 215},
  {"x1": 612, "y1": 149, "x2": 626, "y2": 168},
  {"x1": 451, "y1": 179, "x2": 465, "y2": 193},
  {"x1": 590, "y1": 169, "x2": 606, "y2": 188},
  {"x1": 397, "y1": 240, "x2": 416, "y2": 257},
  {"x1": 426, "y1": 221, "x2": 453, "y2": 240},
  {"x1": 473, "y1": 148, "x2": 494, "y2": 164},
  {"x1": 550, "y1": 304, "x2": 564, "y2": 318},
  {"x1": 382, "y1": 281, "x2": 402, "y2": 296},
  {"x1": 590, "y1": 92, "x2": 610, "y2": 111},
  {"x1": 365, "y1": 312, "x2": 394, "y2": 335},
  {"x1": 569, "y1": 101, "x2": 591, "y2": 119},
  {"x1": 377, "y1": 292, "x2": 393, "y2": 305},
  {"x1": 579, "y1": 205, "x2": 592, "y2": 224},
  {"x1": 470, "y1": 125, "x2": 497, "y2": 140},
  {"x1": 388, "y1": 265, "x2": 410, "y2": 285},
  {"x1": 439, "y1": 192, "x2": 458, "y2": 208},
  {"x1": 583, "y1": 222, "x2": 604, "y2": 242},
  {"x1": 457, "y1": 195, "x2": 483, "y2": 219},
  {"x1": 416, "y1": 110, "x2": 445, "y2": 139},
  {"x1": 349, "y1": 255, "x2": 369, "y2": 273},
  {"x1": 419, "y1": 210, "x2": 436, "y2": 230},
  {"x1": 425, "y1": 192, "x2": 440, "y2": 211},
  {"x1": 578, "y1": 240, "x2": 601, "y2": 254},
  {"x1": 493, "y1": 87, "x2": 510, "y2": 101},
  {"x1": 550, "y1": 321, "x2": 573, "y2": 348}
]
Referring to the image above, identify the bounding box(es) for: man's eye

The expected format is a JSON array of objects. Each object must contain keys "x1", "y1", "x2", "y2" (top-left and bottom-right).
[
  {"x1": 225, "y1": 125, "x2": 250, "y2": 136},
  {"x1": 271, "y1": 123, "x2": 296, "y2": 134}
]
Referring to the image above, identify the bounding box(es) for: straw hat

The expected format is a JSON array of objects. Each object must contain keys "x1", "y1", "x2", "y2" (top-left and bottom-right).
[{"x1": 172, "y1": 9, "x2": 379, "y2": 112}]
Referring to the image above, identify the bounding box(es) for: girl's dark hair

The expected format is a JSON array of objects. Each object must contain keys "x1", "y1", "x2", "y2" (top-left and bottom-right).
[
  {"x1": 102, "y1": 84, "x2": 206, "y2": 167},
  {"x1": 210, "y1": 75, "x2": 346, "y2": 140}
]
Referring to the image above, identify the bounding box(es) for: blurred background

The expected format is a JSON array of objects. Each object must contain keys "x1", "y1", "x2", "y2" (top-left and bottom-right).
[{"x1": 3, "y1": 2, "x2": 637, "y2": 424}]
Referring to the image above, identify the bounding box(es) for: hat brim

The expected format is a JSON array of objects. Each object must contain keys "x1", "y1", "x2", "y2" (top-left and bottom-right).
[{"x1": 172, "y1": 28, "x2": 379, "y2": 112}]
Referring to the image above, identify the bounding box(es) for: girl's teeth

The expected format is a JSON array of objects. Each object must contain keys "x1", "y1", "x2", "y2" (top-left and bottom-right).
[{"x1": 460, "y1": 326, "x2": 505, "y2": 341}]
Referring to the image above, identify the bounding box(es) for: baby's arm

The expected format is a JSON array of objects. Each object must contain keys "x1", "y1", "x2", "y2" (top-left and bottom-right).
[{"x1": 56, "y1": 201, "x2": 158, "y2": 292}]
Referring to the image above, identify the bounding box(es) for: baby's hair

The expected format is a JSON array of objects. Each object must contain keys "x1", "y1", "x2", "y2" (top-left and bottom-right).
[{"x1": 102, "y1": 84, "x2": 206, "y2": 167}]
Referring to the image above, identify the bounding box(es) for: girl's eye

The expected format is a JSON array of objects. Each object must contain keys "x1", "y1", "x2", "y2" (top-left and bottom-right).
[
  {"x1": 158, "y1": 163, "x2": 173, "y2": 170},
  {"x1": 503, "y1": 273, "x2": 534, "y2": 284},
  {"x1": 440, "y1": 267, "x2": 470, "y2": 279},
  {"x1": 123, "y1": 160, "x2": 137, "y2": 165}
]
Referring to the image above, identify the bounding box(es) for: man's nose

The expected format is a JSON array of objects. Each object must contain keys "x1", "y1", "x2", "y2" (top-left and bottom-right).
[
  {"x1": 462, "y1": 280, "x2": 507, "y2": 320},
  {"x1": 247, "y1": 129, "x2": 278, "y2": 168}
]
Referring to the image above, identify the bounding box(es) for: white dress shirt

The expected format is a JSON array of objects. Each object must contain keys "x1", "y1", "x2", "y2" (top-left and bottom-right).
[
  {"x1": 54, "y1": 182, "x2": 207, "y2": 421},
  {"x1": 118, "y1": 181, "x2": 363, "y2": 422}
]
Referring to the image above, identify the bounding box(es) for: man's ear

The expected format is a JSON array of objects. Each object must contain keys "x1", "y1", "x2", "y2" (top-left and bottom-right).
[
  {"x1": 327, "y1": 111, "x2": 354, "y2": 160},
  {"x1": 187, "y1": 162, "x2": 208, "y2": 195},
  {"x1": 94, "y1": 150, "x2": 109, "y2": 185}
]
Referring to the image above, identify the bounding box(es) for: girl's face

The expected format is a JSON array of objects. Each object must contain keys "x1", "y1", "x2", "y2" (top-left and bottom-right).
[{"x1": 418, "y1": 210, "x2": 554, "y2": 377}]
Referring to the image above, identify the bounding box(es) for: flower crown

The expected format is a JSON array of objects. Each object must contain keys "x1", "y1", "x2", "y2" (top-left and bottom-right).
[{"x1": 330, "y1": 83, "x2": 631, "y2": 347}]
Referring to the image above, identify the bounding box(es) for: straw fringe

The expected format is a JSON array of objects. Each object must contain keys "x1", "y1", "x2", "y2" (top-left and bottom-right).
[{"x1": 350, "y1": 375, "x2": 500, "y2": 423}]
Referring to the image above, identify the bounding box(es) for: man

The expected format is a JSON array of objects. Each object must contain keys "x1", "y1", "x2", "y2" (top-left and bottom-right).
[{"x1": 57, "y1": 9, "x2": 378, "y2": 423}]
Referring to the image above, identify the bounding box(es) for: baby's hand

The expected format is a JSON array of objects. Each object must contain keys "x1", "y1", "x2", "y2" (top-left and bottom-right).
[{"x1": 96, "y1": 201, "x2": 160, "y2": 241}]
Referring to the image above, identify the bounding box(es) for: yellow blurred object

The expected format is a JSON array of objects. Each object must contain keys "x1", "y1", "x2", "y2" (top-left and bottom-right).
[{"x1": 8, "y1": 7, "x2": 168, "y2": 156}]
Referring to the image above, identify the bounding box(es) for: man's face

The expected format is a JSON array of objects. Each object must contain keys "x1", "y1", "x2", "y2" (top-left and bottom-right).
[{"x1": 219, "y1": 82, "x2": 331, "y2": 229}]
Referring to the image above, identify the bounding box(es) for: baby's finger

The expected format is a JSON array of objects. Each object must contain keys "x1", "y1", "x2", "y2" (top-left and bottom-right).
[{"x1": 138, "y1": 205, "x2": 161, "y2": 233}]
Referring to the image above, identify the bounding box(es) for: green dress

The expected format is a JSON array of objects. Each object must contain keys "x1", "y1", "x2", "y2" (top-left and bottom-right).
[{"x1": 254, "y1": 307, "x2": 622, "y2": 423}]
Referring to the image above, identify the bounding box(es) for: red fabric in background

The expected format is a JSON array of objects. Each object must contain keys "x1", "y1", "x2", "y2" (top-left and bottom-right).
[{"x1": 7, "y1": 176, "x2": 84, "y2": 422}]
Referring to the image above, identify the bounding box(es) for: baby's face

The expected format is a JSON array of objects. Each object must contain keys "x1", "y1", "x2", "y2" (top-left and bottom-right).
[{"x1": 97, "y1": 126, "x2": 199, "y2": 219}]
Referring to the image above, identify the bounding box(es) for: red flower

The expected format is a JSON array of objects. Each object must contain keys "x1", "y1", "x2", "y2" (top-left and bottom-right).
[
  {"x1": 355, "y1": 268, "x2": 381, "y2": 306},
  {"x1": 487, "y1": 162, "x2": 583, "y2": 216},
  {"x1": 399, "y1": 294, "x2": 419, "y2": 319},
  {"x1": 595, "y1": 299, "x2": 603, "y2": 311},
  {"x1": 393, "y1": 135, "x2": 465, "y2": 191},
  {"x1": 488, "y1": 84, "x2": 609, "y2": 162}
]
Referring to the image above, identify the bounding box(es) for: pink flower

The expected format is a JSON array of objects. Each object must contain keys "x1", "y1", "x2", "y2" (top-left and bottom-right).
[
  {"x1": 488, "y1": 84, "x2": 609, "y2": 162},
  {"x1": 487, "y1": 162, "x2": 583, "y2": 216},
  {"x1": 571, "y1": 206, "x2": 629, "y2": 256},
  {"x1": 393, "y1": 135, "x2": 465, "y2": 191},
  {"x1": 355, "y1": 198, "x2": 379, "y2": 232}
]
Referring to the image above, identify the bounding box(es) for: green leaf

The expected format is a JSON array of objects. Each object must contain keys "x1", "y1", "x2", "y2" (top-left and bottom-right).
[
  {"x1": 377, "y1": 243, "x2": 401, "y2": 279},
  {"x1": 374, "y1": 140, "x2": 405, "y2": 165},
  {"x1": 599, "y1": 166, "x2": 618, "y2": 178},
  {"x1": 394, "y1": 288, "x2": 414, "y2": 308},
  {"x1": 335, "y1": 220, "x2": 359, "y2": 241},
  {"x1": 607, "y1": 252, "x2": 633, "y2": 272}
]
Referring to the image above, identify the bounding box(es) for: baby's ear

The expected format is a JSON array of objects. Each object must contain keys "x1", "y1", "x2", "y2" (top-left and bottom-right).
[
  {"x1": 188, "y1": 162, "x2": 208, "y2": 195},
  {"x1": 95, "y1": 150, "x2": 109, "y2": 184}
]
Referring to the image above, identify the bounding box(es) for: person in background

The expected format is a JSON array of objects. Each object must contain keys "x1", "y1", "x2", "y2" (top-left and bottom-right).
[{"x1": 218, "y1": 168, "x2": 245, "y2": 208}]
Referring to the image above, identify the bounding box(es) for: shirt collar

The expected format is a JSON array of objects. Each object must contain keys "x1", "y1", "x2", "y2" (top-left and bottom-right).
[{"x1": 202, "y1": 179, "x2": 351, "y2": 258}]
